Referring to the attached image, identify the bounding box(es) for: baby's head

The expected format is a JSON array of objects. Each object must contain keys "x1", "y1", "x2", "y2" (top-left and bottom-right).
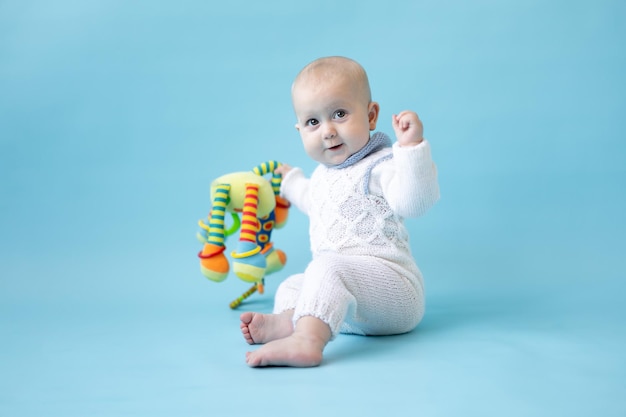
[
  {"x1": 292, "y1": 56, "x2": 372, "y2": 106},
  {"x1": 291, "y1": 56, "x2": 380, "y2": 166}
]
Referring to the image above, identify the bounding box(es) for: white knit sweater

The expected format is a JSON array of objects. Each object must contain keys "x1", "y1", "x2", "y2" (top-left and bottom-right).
[
  {"x1": 281, "y1": 140, "x2": 438, "y2": 264},
  {"x1": 277, "y1": 138, "x2": 439, "y2": 336}
]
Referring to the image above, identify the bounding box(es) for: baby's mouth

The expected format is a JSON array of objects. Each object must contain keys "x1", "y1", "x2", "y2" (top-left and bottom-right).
[{"x1": 327, "y1": 144, "x2": 343, "y2": 151}]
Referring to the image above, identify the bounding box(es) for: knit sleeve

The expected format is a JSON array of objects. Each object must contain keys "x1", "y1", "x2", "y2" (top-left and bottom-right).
[
  {"x1": 377, "y1": 140, "x2": 439, "y2": 218},
  {"x1": 279, "y1": 167, "x2": 312, "y2": 216}
]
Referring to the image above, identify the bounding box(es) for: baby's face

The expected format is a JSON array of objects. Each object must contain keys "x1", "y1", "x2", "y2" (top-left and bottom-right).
[{"x1": 292, "y1": 75, "x2": 377, "y2": 166}]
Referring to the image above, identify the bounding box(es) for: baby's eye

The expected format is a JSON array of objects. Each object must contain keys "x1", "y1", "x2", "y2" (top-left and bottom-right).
[
  {"x1": 306, "y1": 118, "x2": 319, "y2": 126},
  {"x1": 333, "y1": 110, "x2": 347, "y2": 119}
]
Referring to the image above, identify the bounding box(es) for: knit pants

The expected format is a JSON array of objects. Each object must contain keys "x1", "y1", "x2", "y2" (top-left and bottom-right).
[{"x1": 273, "y1": 253, "x2": 425, "y2": 339}]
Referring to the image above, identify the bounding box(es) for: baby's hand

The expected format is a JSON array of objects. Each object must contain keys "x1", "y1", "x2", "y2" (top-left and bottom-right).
[
  {"x1": 392, "y1": 111, "x2": 424, "y2": 147},
  {"x1": 275, "y1": 163, "x2": 293, "y2": 176}
]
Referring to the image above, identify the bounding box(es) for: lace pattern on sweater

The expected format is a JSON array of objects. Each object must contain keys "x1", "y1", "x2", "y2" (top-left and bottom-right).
[{"x1": 309, "y1": 148, "x2": 411, "y2": 263}]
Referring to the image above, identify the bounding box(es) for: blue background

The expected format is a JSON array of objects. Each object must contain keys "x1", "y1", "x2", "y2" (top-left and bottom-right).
[{"x1": 1, "y1": 0, "x2": 625, "y2": 416}]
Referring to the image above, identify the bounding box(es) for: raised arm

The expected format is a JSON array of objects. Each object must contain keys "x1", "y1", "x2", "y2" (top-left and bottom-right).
[{"x1": 381, "y1": 112, "x2": 439, "y2": 217}]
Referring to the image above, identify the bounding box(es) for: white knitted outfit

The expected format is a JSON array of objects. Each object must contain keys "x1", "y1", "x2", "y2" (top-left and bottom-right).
[{"x1": 276, "y1": 134, "x2": 439, "y2": 339}]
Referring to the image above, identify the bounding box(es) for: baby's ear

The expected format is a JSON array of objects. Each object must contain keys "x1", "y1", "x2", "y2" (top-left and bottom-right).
[{"x1": 368, "y1": 102, "x2": 380, "y2": 130}]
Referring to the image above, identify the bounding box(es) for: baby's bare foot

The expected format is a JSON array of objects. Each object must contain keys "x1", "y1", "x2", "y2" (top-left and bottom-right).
[
  {"x1": 245, "y1": 334, "x2": 324, "y2": 367},
  {"x1": 240, "y1": 311, "x2": 294, "y2": 345},
  {"x1": 245, "y1": 316, "x2": 331, "y2": 367}
]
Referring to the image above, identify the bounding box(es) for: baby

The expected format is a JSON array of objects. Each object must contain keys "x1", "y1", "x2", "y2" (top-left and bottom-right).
[{"x1": 240, "y1": 56, "x2": 440, "y2": 367}]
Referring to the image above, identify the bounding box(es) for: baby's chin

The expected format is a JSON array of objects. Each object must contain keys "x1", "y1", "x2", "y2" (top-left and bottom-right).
[{"x1": 322, "y1": 145, "x2": 350, "y2": 165}]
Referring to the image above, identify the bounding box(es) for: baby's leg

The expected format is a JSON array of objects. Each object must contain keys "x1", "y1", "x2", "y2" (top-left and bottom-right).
[
  {"x1": 298, "y1": 254, "x2": 423, "y2": 337},
  {"x1": 245, "y1": 316, "x2": 331, "y2": 367},
  {"x1": 240, "y1": 310, "x2": 294, "y2": 344},
  {"x1": 245, "y1": 258, "x2": 349, "y2": 367}
]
